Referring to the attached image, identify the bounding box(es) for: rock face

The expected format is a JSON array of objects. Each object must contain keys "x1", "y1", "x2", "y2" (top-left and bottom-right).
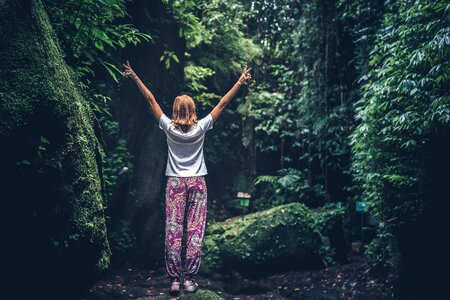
[
  {"x1": 201, "y1": 203, "x2": 332, "y2": 277},
  {"x1": 0, "y1": 0, "x2": 110, "y2": 298}
]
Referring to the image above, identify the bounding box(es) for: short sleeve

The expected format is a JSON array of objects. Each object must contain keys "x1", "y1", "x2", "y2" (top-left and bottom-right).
[
  {"x1": 197, "y1": 114, "x2": 214, "y2": 132},
  {"x1": 159, "y1": 114, "x2": 172, "y2": 132}
]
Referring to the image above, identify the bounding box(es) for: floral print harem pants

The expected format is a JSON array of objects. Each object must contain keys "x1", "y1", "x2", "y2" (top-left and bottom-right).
[{"x1": 165, "y1": 176, "x2": 207, "y2": 279}]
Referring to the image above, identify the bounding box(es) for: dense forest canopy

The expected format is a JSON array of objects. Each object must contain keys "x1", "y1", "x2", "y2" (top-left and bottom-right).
[{"x1": 1, "y1": 0, "x2": 449, "y2": 299}]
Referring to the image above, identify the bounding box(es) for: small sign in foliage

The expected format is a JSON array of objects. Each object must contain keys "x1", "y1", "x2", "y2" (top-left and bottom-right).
[{"x1": 355, "y1": 201, "x2": 368, "y2": 212}]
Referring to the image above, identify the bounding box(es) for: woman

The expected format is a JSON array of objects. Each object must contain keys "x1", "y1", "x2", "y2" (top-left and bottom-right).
[{"x1": 122, "y1": 61, "x2": 252, "y2": 294}]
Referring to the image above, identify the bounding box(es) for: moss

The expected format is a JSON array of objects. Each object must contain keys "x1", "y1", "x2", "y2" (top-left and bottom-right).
[
  {"x1": 180, "y1": 290, "x2": 224, "y2": 300},
  {"x1": 311, "y1": 203, "x2": 345, "y2": 233},
  {"x1": 143, "y1": 290, "x2": 224, "y2": 300},
  {"x1": 201, "y1": 203, "x2": 324, "y2": 276},
  {"x1": 0, "y1": 0, "x2": 110, "y2": 298}
]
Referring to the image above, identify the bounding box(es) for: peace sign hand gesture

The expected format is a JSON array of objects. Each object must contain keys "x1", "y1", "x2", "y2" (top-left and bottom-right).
[
  {"x1": 122, "y1": 60, "x2": 138, "y2": 80},
  {"x1": 238, "y1": 66, "x2": 252, "y2": 85}
]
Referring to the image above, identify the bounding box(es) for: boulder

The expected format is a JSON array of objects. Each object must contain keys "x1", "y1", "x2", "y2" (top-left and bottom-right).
[
  {"x1": 0, "y1": 0, "x2": 110, "y2": 298},
  {"x1": 200, "y1": 202, "x2": 326, "y2": 277}
]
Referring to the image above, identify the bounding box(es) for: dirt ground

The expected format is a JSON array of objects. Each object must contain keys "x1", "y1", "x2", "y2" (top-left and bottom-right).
[{"x1": 83, "y1": 254, "x2": 394, "y2": 300}]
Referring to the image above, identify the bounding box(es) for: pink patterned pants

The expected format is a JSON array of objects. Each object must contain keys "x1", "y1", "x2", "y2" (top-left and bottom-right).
[{"x1": 164, "y1": 176, "x2": 208, "y2": 279}]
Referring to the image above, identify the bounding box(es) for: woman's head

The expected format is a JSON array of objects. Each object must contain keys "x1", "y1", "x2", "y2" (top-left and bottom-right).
[{"x1": 172, "y1": 94, "x2": 197, "y2": 128}]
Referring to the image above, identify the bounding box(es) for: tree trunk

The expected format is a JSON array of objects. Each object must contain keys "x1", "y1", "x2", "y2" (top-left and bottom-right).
[{"x1": 108, "y1": 0, "x2": 186, "y2": 266}]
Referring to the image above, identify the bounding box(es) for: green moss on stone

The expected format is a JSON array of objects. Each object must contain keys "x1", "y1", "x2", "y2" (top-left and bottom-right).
[
  {"x1": 140, "y1": 290, "x2": 224, "y2": 300},
  {"x1": 0, "y1": 0, "x2": 110, "y2": 297},
  {"x1": 201, "y1": 203, "x2": 324, "y2": 275},
  {"x1": 180, "y1": 289, "x2": 224, "y2": 300}
]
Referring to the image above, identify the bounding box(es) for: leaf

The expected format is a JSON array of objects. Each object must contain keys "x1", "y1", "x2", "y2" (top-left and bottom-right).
[{"x1": 102, "y1": 62, "x2": 120, "y2": 83}]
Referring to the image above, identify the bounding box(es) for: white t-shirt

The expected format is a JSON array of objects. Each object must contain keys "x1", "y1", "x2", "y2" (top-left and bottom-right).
[{"x1": 159, "y1": 113, "x2": 214, "y2": 177}]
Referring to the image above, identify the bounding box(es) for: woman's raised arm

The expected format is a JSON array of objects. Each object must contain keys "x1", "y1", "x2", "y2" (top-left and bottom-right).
[
  {"x1": 210, "y1": 66, "x2": 252, "y2": 122},
  {"x1": 122, "y1": 60, "x2": 163, "y2": 121}
]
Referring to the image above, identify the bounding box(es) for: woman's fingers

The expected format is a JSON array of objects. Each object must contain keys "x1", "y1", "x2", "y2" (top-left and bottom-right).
[
  {"x1": 241, "y1": 66, "x2": 252, "y2": 80},
  {"x1": 243, "y1": 67, "x2": 251, "y2": 77},
  {"x1": 122, "y1": 69, "x2": 134, "y2": 77},
  {"x1": 122, "y1": 61, "x2": 136, "y2": 79},
  {"x1": 122, "y1": 64, "x2": 131, "y2": 73},
  {"x1": 122, "y1": 61, "x2": 133, "y2": 71}
]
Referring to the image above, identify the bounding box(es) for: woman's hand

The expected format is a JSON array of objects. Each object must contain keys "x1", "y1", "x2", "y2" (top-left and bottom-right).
[
  {"x1": 210, "y1": 66, "x2": 252, "y2": 122},
  {"x1": 122, "y1": 59, "x2": 163, "y2": 120},
  {"x1": 238, "y1": 66, "x2": 252, "y2": 85},
  {"x1": 122, "y1": 60, "x2": 138, "y2": 80}
]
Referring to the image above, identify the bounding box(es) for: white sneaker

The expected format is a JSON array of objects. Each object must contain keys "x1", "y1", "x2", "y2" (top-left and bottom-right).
[
  {"x1": 183, "y1": 278, "x2": 199, "y2": 293},
  {"x1": 170, "y1": 278, "x2": 181, "y2": 295}
]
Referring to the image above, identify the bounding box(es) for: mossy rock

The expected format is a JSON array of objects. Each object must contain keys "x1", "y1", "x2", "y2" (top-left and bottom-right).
[
  {"x1": 180, "y1": 289, "x2": 224, "y2": 300},
  {"x1": 201, "y1": 202, "x2": 324, "y2": 276},
  {"x1": 0, "y1": 0, "x2": 110, "y2": 298},
  {"x1": 138, "y1": 289, "x2": 224, "y2": 300}
]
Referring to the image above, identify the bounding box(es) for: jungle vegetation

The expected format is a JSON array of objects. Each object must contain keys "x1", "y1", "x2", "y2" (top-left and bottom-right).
[{"x1": 0, "y1": 0, "x2": 448, "y2": 299}]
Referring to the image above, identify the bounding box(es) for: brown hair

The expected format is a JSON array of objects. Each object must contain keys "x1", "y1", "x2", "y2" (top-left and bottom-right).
[{"x1": 171, "y1": 95, "x2": 197, "y2": 130}]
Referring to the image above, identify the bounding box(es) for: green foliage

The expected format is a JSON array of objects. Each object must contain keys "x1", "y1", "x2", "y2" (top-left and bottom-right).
[
  {"x1": 241, "y1": 0, "x2": 356, "y2": 208},
  {"x1": 176, "y1": 0, "x2": 262, "y2": 196},
  {"x1": 247, "y1": 89, "x2": 287, "y2": 152},
  {"x1": 350, "y1": 0, "x2": 450, "y2": 267},
  {"x1": 364, "y1": 230, "x2": 400, "y2": 268},
  {"x1": 184, "y1": 0, "x2": 262, "y2": 91},
  {"x1": 162, "y1": 0, "x2": 211, "y2": 48},
  {"x1": 254, "y1": 168, "x2": 325, "y2": 209},
  {"x1": 9, "y1": 0, "x2": 445, "y2": 293},
  {"x1": 312, "y1": 203, "x2": 346, "y2": 265},
  {"x1": 108, "y1": 220, "x2": 137, "y2": 253},
  {"x1": 90, "y1": 92, "x2": 134, "y2": 200},
  {"x1": 311, "y1": 203, "x2": 346, "y2": 233},
  {"x1": 103, "y1": 138, "x2": 133, "y2": 198},
  {"x1": 47, "y1": 0, "x2": 151, "y2": 81},
  {"x1": 184, "y1": 64, "x2": 218, "y2": 107},
  {"x1": 160, "y1": 50, "x2": 180, "y2": 70},
  {"x1": 184, "y1": 65, "x2": 215, "y2": 93}
]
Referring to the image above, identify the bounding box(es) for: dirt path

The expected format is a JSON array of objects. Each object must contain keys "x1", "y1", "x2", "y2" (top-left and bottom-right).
[{"x1": 83, "y1": 255, "x2": 394, "y2": 300}]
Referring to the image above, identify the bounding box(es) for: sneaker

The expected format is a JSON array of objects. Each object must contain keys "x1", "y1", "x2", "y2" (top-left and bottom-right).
[
  {"x1": 183, "y1": 277, "x2": 199, "y2": 293},
  {"x1": 169, "y1": 278, "x2": 181, "y2": 295}
]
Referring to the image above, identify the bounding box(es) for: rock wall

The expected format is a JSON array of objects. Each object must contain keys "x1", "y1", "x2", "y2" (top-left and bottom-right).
[{"x1": 0, "y1": 0, "x2": 110, "y2": 298}]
